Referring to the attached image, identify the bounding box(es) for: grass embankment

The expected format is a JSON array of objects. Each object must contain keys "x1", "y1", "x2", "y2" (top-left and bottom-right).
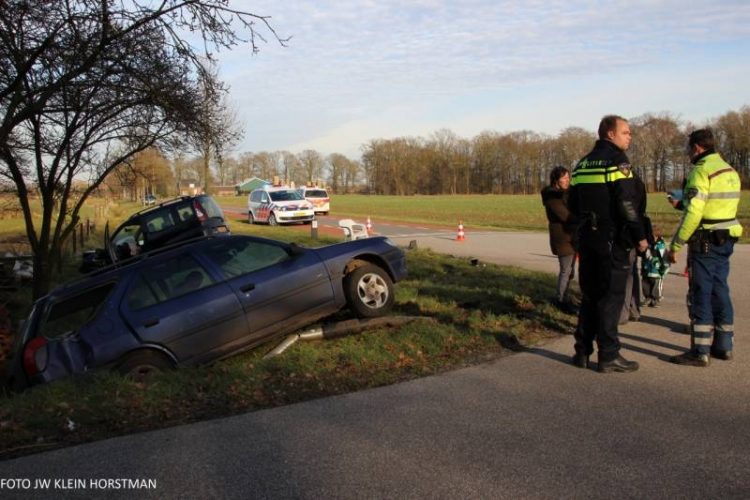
[{"x1": 0, "y1": 238, "x2": 575, "y2": 460}]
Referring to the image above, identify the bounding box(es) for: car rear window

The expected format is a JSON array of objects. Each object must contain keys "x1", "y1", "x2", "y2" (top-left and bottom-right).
[
  {"x1": 269, "y1": 190, "x2": 303, "y2": 202},
  {"x1": 304, "y1": 190, "x2": 328, "y2": 198},
  {"x1": 196, "y1": 195, "x2": 225, "y2": 219},
  {"x1": 39, "y1": 283, "x2": 117, "y2": 339}
]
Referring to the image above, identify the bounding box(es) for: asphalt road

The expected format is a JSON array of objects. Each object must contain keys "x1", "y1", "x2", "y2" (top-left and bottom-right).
[{"x1": 1, "y1": 230, "x2": 749, "y2": 499}]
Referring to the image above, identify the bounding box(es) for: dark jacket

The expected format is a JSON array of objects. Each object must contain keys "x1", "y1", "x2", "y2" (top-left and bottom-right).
[
  {"x1": 541, "y1": 185, "x2": 576, "y2": 256},
  {"x1": 569, "y1": 139, "x2": 646, "y2": 251}
]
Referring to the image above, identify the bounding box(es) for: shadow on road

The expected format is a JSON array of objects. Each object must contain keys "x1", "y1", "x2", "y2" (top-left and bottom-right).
[{"x1": 635, "y1": 315, "x2": 687, "y2": 334}]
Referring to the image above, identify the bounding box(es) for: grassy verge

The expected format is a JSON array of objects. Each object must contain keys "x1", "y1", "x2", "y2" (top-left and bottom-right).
[{"x1": 0, "y1": 247, "x2": 576, "y2": 460}]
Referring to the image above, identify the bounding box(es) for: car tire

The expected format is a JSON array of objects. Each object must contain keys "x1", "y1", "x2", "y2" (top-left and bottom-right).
[
  {"x1": 344, "y1": 263, "x2": 394, "y2": 318},
  {"x1": 248, "y1": 211, "x2": 254, "y2": 224},
  {"x1": 268, "y1": 213, "x2": 278, "y2": 226},
  {"x1": 116, "y1": 350, "x2": 174, "y2": 382}
]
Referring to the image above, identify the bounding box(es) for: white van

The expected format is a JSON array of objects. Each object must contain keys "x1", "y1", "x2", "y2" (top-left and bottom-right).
[
  {"x1": 247, "y1": 187, "x2": 314, "y2": 226},
  {"x1": 298, "y1": 187, "x2": 330, "y2": 215}
]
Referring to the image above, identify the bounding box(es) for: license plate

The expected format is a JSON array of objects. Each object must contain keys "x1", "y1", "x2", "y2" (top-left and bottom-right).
[{"x1": 294, "y1": 212, "x2": 306, "y2": 217}]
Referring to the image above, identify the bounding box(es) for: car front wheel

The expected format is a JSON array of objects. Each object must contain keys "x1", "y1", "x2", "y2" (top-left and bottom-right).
[
  {"x1": 268, "y1": 213, "x2": 278, "y2": 226},
  {"x1": 116, "y1": 350, "x2": 174, "y2": 382},
  {"x1": 248, "y1": 211, "x2": 254, "y2": 224},
  {"x1": 344, "y1": 263, "x2": 394, "y2": 318}
]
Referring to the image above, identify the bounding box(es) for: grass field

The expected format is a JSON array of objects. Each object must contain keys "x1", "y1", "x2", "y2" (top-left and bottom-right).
[{"x1": 218, "y1": 192, "x2": 750, "y2": 240}]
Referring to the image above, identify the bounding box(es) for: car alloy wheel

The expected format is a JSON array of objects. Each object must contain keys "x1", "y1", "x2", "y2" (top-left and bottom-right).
[
  {"x1": 268, "y1": 213, "x2": 278, "y2": 226},
  {"x1": 248, "y1": 211, "x2": 254, "y2": 224},
  {"x1": 344, "y1": 263, "x2": 394, "y2": 318}
]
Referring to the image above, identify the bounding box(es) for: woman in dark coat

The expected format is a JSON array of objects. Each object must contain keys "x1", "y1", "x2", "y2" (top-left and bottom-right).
[{"x1": 541, "y1": 166, "x2": 577, "y2": 311}]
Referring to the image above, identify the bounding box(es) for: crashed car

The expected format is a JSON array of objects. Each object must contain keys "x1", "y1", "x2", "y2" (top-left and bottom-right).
[
  {"x1": 7, "y1": 234, "x2": 407, "y2": 389},
  {"x1": 80, "y1": 195, "x2": 229, "y2": 272}
]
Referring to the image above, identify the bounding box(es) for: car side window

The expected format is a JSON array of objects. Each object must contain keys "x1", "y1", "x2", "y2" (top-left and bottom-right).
[
  {"x1": 176, "y1": 205, "x2": 194, "y2": 222},
  {"x1": 39, "y1": 283, "x2": 117, "y2": 338},
  {"x1": 143, "y1": 211, "x2": 175, "y2": 233},
  {"x1": 126, "y1": 255, "x2": 215, "y2": 310},
  {"x1": 202, "y1": 238, "x2": 290, "y2": 278}
]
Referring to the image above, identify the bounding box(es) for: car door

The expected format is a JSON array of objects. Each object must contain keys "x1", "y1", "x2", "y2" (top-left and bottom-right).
[
  {"x1": 122, "y1": 252, "x2": 250, "y2": 364},
  {"x1": 199, "y1": 237, "x2": 336, "y2": 339},
  {"x1": 258, "y1": 191, "x2": 271, "y2": 222}
]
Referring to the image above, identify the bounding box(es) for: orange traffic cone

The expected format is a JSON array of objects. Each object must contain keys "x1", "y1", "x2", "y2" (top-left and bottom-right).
[
  {"x1": 456, "y1": 221, "x2": 465, "y2": 241},
  {"x1": 366, "y1": 216, "x2": 373, "y2": 233}
]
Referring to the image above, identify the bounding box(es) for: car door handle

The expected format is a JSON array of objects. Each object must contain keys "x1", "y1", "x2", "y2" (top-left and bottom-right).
[
  {"x1": 240, "y1": 283, "x2": 255, "y2": 293},
  {"x1": 143, "y1": 318, "x2": 160, "y2": 328}
]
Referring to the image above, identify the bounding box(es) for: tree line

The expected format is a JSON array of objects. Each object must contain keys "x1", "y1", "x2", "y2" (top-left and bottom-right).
[{"x1": 147, "y1": 106, "x2": 748, "y2": 197}]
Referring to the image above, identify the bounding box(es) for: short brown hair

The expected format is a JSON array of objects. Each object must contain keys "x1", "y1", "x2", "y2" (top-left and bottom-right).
[
  {"x1": 598, "y1": 115, "x2": 627, "y2": 140},
  {"x1": 688, "y1": 128, "x2": 715, "y2": 150}
]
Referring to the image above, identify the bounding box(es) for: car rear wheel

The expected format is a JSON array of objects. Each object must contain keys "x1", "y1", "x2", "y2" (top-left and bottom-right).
[
  {"x1": 268, "y1": 213, "x2": 278, "y2": 226},
  {"x1": 116, "y1": 350, "x2": 174, "y2": 382},
  {"x1": 248, "y1": 211, "x2": 254, "y2": 224},
  {"x1": 344, "y1": 263, "x2": 394, "y2": 318}
]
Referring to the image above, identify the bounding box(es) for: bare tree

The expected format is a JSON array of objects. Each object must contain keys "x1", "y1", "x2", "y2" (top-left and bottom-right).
[
  {"x1": 0, "y1": 1, "x2": 285, "y2": 297},
  {"x1": 192, "y1": 62, "x2": 243, "y2": 193},
  {"x1": 715, "y1": 106, "x2": 750, "y2": 184},
  {"x1": 298, "y1": 149, "x2": 325, "y2": 185},
  {"x1": 630, "y1": 113, "x2": 683, "y2": 191}
]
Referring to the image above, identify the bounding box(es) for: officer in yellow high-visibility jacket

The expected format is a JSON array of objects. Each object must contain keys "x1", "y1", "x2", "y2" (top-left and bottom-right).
[{"x1": 667, "y1": 128, "x2": 742, "y2": 366}]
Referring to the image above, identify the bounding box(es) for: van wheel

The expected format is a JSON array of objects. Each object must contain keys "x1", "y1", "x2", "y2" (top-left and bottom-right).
[
  {"x1": 116, "y1": 350, "x2": 174, "y2": 382},
  {"x1": 268, "y1": 213, "x2": 278, "y2": 226},
  {"x1": 344, "y1": 263, "x2": 394, "y2": 318},
  {"x1": 248, "y1": 211, "x2": 255, "y2": 224}
]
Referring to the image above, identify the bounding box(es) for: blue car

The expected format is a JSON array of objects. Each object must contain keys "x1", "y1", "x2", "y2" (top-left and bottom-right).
[{"x1": 7, "y1": 234, "x2": 407, "y2": 389}]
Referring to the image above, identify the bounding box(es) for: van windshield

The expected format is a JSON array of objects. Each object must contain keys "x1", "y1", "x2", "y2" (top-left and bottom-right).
[{"x1": 269, "y1": 190, "x2": 303, "y2": 202}]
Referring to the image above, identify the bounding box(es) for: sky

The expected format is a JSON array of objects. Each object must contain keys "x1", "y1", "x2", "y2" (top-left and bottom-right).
[{"x1": 216, "y1": 0, "x2": 750, "y2": 159}]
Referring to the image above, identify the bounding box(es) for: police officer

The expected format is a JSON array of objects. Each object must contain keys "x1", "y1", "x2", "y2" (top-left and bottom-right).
[
  {"x1": 569, "y1": 115, "x2": 648, "y2": 373},
  {"x1": 667, "y1": 128, "x2": 742, "y2": 366}
]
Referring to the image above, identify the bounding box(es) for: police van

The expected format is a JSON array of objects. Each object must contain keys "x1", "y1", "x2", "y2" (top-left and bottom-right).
[
  {"x1": 298, "y1": 186, "x2": 331, "y2": 215},
  {"x1": 247, "y1": 186, "x2": 315, "y2": 226}
]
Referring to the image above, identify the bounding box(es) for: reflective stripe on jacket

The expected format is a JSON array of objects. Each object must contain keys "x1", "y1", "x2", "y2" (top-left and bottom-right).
[{"x1": 671, "y1": 152, "x2": 743, "y2": 252}]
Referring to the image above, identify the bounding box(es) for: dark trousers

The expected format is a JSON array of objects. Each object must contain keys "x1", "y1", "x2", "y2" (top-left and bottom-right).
[
  {"x1": 575, "y1": 241, "x2": 630, "y2": 361},
  {"x1": 689, "y1": 238, "x2": 735, "y2": 355}
]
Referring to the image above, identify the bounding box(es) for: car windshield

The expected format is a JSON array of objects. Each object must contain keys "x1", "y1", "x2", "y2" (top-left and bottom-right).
[
  {"x1": 305, "y1": 190, "x2": 328, "y2": 198},
  {"x1": 269, "y1": 190, "x2": 303, "y2": 202}
]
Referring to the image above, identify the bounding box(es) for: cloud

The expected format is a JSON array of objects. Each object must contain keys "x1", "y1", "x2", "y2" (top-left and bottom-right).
[{"x1": 220, "y1": 0, "x2": 750, "y2": 157}]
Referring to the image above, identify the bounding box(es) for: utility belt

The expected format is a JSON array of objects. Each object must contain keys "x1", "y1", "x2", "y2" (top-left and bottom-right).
[{"x1": 688, "y1": 229, "x2": 735, "y2": 254}]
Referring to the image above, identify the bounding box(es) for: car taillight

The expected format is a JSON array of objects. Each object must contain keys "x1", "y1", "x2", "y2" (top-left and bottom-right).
[
  {"x1": 23, "y1": 337, "x2": 48, "y2": 376},
  {"x1": 193, "y1": 199, "x2": 207, "y2": 222}
]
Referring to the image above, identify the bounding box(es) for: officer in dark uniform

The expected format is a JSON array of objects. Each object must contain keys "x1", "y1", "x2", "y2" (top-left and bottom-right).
[{"x1": 569, "y1": 115, "x2": 648, "y2": 372}]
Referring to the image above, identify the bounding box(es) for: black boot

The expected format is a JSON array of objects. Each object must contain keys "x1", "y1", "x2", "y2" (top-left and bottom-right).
[
  {"x1": 670, "y1": 351, "x2": 709, "y2": 367},
  {"x1": 597, "y1": 354, "x2": 639, "y2": 373},
  {"x1": 710, "y1": 349, "x2": 733, "y2": 361},
  {"x1": 571, "y1": 353, "x2": 589, "y2": 369}
]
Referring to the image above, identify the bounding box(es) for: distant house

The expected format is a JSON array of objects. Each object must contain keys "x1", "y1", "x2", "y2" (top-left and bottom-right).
[
  {"x1": 209, "y1": 185, "x2": 237, "y2": 197},
  {"x1": 178, "y1": 180, "x2": 203, "y2": 196},
  {"x1": 236, "y1": 177, "x2": 270, "y2": 195}
]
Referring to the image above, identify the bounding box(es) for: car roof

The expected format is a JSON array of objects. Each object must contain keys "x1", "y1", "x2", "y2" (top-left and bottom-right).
[
  {"x1": 123, "y1": 195, "x2": 199, "y2": 222},
  {"x1": 50, "y1": 234, "x2": 284, "y2": 299}
]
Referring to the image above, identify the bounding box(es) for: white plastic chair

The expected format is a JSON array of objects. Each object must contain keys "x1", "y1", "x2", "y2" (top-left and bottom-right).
[{"x1": 338, "y1": 219, "x2": 369, "y2": 241}]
